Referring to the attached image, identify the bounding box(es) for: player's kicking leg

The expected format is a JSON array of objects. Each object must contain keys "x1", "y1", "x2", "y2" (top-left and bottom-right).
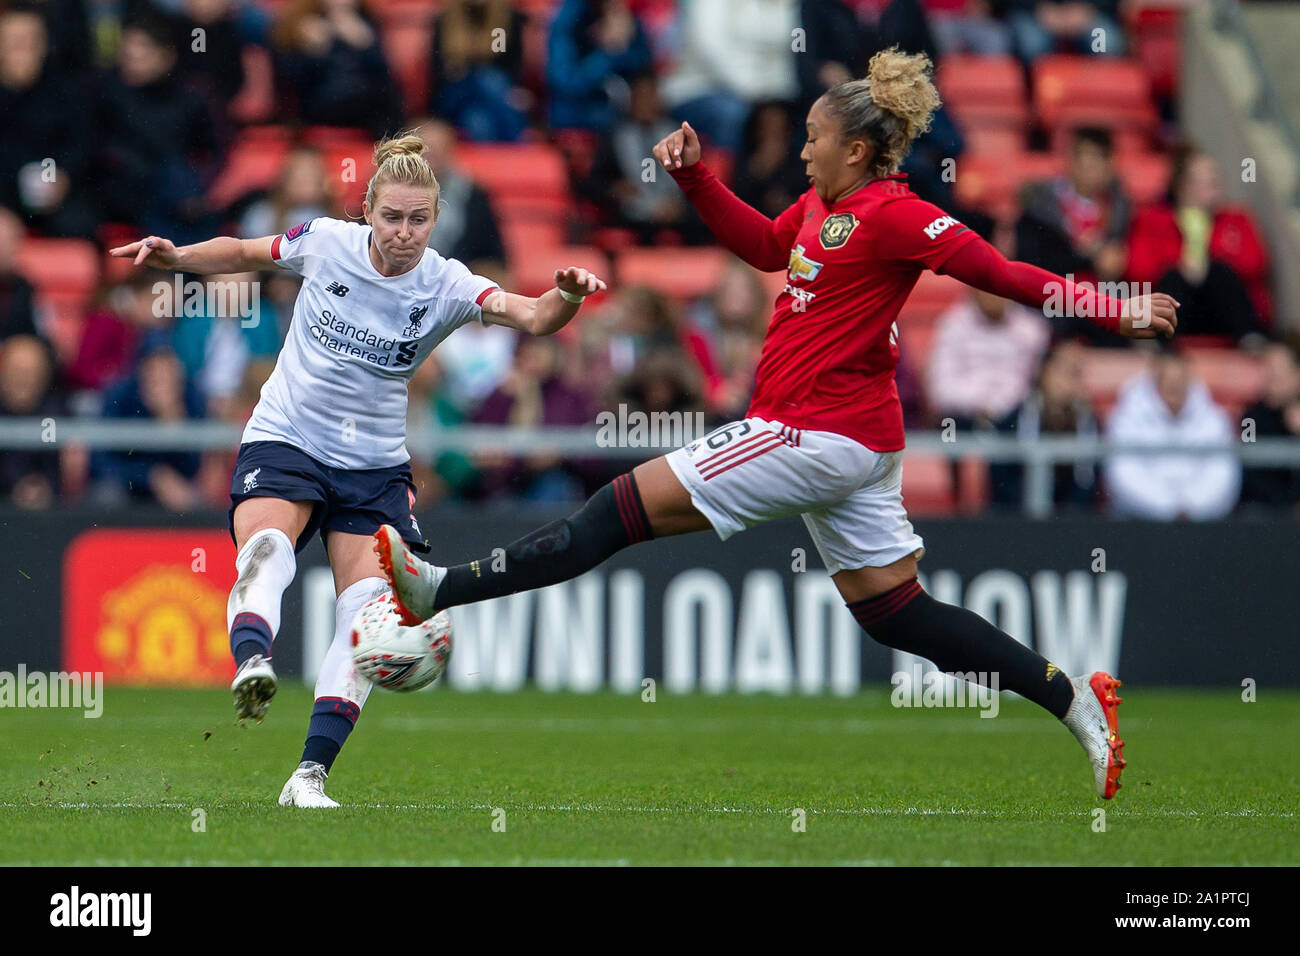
[
  {"x1": 374, "y1": 466, "x2": 705, "y2": 624},
  {"x1": 375, "y1": 418, "x2": 1124, "y2": 797}
]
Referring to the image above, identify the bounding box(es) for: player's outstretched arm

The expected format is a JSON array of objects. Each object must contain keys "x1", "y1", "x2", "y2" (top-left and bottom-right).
[
  {"x1": 482, "y1": 265, "x2": 607, "y2": 336},
  {"x1": 109, "y1": 235, "x2": 277, "y2": 274},
  {"x1": 937, "y1": 238, "x2": 1180, "y2": 340},
  {"x1": 653, "y1": 121, "x2": 795, "y2": 273}
]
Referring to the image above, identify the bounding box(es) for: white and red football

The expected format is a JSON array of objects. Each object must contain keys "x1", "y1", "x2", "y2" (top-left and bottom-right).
[{"x1": 350, "y1": 593, "x2": 452, "y2": 692}]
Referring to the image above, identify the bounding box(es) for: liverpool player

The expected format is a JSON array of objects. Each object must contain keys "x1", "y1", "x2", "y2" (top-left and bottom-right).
[
  {"x1": 376, "y1": 50, "x2": 1178, "y2": 799},
  {"x1": 111, "y1": 133, "x2": 606, "y2": 806}
]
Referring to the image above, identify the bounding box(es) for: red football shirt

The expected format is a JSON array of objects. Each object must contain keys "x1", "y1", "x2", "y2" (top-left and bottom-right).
[
  {"x1": 671, "y1": 163, "x2": 1122, "y2": 450},
  {"x1": 743, "y1": 175, "x2": 978, "y2": 451}
]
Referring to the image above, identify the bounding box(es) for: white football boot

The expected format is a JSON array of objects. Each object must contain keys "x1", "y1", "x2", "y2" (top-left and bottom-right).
[
  {"x1": 278, "y1": 761, "x2": 340, "y2": 808},
  {"x1": 1061, "y1": 672, "x2": 1126, "y2": 798},
  {"x1": 231, "y1": 654, "x2": 277, "y2": 723},
  {"x1": 373, "y1": 524, "x2": 445, "y2": 625}
]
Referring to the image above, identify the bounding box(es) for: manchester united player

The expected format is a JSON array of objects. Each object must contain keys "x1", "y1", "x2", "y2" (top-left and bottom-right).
[{"x1": 376, "y1": 50, "x2": 1179, "y2": 800}]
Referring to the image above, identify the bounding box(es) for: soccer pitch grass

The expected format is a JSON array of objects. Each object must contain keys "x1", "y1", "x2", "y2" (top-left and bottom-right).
[{"x1": 1, "y1": 686, "x2": 1296, "y2": 866}]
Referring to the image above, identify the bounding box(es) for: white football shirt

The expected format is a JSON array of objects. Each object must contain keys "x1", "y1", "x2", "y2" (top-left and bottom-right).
[{"x1": 242, "y1": 217, "x2": 498, "y2": 469}]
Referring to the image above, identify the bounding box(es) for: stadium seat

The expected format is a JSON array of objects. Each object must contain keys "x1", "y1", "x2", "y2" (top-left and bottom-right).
[
  {"x1": 500, "y1": 219, "x2": 566, "y2": 262},
  {"x1": 379, "y1": 16, "x2": 434, "y2": 117},
  {"x1": 900, "y1": 452, "x2": 956, "y2": 516},
  {"x1": 1033, "y1": 56, "x2": 1157, "y2": 134},
  {"x1": 954, "y1": 152, "x2": 1065, "y2": 218},
  {"x1": 900, "y1": 272, "x2": 967, "y2": 329},
  {"x1": 938, "y1": 54, "x2": 1030, "y2": 133},
  {"x1": 17, "y1": 238, "x2": 99, "y2": 362},
  {"x1": 960, "y1": 125, "x2": 1027, "y2": 157},
  {"x1": 16, "y1": 238, "x2": 99, "y2": 302},
  {"x1": 207, "y1": 125, "x2": 294, "y2": 211},
  {"x1": 302, "y1": 128, "x2": 376, "y2": 212},
  {"x1": 957, "y1": 456, "x2": 992, "y2": 515},
  {"x1": 616, "y1": 247, "x2": 729, "y2": 301},
  {"x1": 1079, "y1": 348, "x2": 1150, "y2": 418},
  {"x1": 1116, "y1": 152, "x2": 1172, "y2": 205},
  {"x1": 512, "y1": 245, "x2": 610, "y2": 298},
  {"x1": 1185, "y1": 348, "x2": 1266, "y2": 417},
  {"x1": 456, "y1": 143, "x2": 570, "y2": 202}
]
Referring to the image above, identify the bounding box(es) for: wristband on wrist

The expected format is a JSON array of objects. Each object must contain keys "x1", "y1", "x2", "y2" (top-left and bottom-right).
[{"x1": 557, "y1": 287, "x2": 586, "y2": 304}]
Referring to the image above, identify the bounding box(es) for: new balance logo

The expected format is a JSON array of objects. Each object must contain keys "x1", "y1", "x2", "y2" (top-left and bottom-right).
[
  {"x1": 326, "y1": 281, "x2": 350, "y2": 297},
  {"x1": 923, "y1": 215, "x2": 960, "y2": 240}
]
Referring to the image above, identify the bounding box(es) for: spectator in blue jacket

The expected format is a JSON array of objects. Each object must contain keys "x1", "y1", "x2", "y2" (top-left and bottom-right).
[
  {"x1": 546, "y1": 0, "x2": 651, "y2": 131},
  {"x1": 91, "y1": 333, "x2": 206, "y2": 509}
]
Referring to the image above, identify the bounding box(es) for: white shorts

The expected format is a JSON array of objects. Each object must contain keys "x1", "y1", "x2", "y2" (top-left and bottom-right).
[{"x1": 665, "y1": 417, "x2": 925, "y2": 575}]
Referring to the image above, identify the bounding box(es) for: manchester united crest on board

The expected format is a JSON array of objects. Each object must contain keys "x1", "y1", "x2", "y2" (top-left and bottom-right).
[{"x1": 819, "y1": 212, "x2": 859, "y2": 249}]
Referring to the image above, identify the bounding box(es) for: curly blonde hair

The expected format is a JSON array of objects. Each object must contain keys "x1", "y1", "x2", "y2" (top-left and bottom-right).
[
  {"x1": 364, "y1": 132, "x2": 440, "y2": 212},
  {"x1": 821, "y1": 47, "x2": 941, "y2": 177}
]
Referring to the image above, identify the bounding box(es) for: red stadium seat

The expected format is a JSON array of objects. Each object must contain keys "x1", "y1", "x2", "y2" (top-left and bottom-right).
[
  {"x1": 302, "y1": 129, "x2": 376, "y2": 213},
  {"x1": 900, "y1": 272, "x2": 967, "y2": 328},
  {"x1": 1079, "y1": 348, "x2": 1149, "y2": 418},
  {"x1": 901, "y1": 452, "x2": 956, "y2": 516},
  {"x1": 380, "y1": 17, "x2": 434, "y2": 117},
  {"x1": 1185, "y1": 348, "x2": 1266, "y2": 418},
  {"x1": 16, "y1": 238, "x2": 99, "y2": 302},
  {"x1": 512, "y1": 245, "x2": 610, "y2": 298},
  {"x1": 954, "y1": 152, "x2": 1065, "y2": 218},
  {"x1": 500, "y1": 219, "x2": 566, "y2": 262},
  {"x1": 455, "y1": 143, "x2": 570, "y2": 202},
  {"x1": 938, "y1": 54, "x2": 1030, "y2": 132},
  {"x1": 207, "y1": 126, "x2": 294, "y2": 211},
  {"x1": 616, "y1": 247, "x2": 730, "y2": 301},
  {"x1": 957, "y1": 456, "x2": 991, "y2": 515},
  {"x1": 1033, "y1": 56, "x2": 1157, "y2": 134},
  {"x1": 1116, "y1": 152, "x2": 1172, "y2": 204},
  {"x1": 961, "y1": 125, "x2": 1027, "y2": 157},
  {"x1": 16, "y1": 238, "x2": 99, "y2": 362}
]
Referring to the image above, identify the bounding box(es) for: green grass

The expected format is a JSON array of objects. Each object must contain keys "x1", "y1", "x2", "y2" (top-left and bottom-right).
[{"x1": 1, "y1": 686, "x2": 1296, "y2": 865}]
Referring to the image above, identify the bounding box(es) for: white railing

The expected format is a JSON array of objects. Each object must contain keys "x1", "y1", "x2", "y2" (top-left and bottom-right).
[{"x1": 1, "y1": 418, "x2": 1298, "y2": 517}]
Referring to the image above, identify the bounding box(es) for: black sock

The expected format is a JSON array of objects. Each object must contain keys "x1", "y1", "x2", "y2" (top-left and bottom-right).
[
  {"x1": 848, "y1": 578, "x2": 1076, "y2": 719},
  {"x1": 437, "y1": 473, "x2": 651, "y2": 611}
]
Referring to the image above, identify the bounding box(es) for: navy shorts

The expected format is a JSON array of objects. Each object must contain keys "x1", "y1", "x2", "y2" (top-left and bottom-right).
[{"x1": 228, "y1": 441, "x2": 429, "y2": 554}]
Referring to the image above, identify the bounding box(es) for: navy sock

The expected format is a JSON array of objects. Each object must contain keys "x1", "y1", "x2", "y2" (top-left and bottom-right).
[
  {"x1": 300, "y1": 697, "x2": 360, "y2": 772},
  {"x1": 849, "y1": 578, "x2": 1076, "y2": 719},
  {"x1": 230, "y1": 612, "x2": 272, "y2": 666}
]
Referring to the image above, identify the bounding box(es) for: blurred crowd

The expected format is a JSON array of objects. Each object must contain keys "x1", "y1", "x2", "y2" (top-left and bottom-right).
[{"x1": 1, "y1": 0, "x2": 1298, "y2": 519}]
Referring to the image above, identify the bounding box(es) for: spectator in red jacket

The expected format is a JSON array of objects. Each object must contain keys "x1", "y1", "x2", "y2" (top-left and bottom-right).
[{"x1": 1126, "y1": 144, "x2": 1271, "y2": 339}]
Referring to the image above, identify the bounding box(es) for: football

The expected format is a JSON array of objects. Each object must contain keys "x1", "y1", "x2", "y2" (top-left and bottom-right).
[{"x1": 349, "y1": 593, "x2": 452, "y2": 692}]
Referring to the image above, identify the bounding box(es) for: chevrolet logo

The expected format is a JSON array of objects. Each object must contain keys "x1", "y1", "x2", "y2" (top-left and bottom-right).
[{"x1": 788, "y1": 244, "x2": 823, "y2": 282}]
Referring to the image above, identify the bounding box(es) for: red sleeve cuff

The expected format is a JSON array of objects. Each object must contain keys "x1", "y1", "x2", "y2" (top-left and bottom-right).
[
  {"x1": 475, "y1": 286, "x2": 500, "y2": 307},
  {"x1": 270, "y1": 235, "x2": 282, "y2": 261}
]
